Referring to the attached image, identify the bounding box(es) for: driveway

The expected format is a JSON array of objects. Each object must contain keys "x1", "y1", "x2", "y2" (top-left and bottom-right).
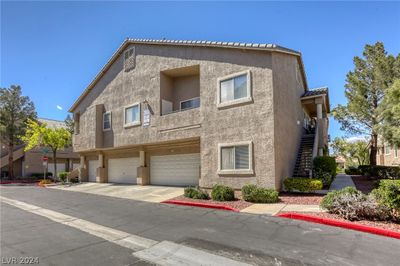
[
  {"x1": 1, "y1": 186, "x2": 399, "y2": 266},
  {"x1": 49, "y1": 183, "x2": 183, "y2": 203}
]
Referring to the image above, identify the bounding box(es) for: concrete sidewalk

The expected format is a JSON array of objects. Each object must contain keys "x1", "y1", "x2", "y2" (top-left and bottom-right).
[
  {"x1": 329, "y1": 174, "x2": 356, "y2": 191},
  {"x1": 241, "y1": 203, "x2": 322, "y2": 215}
]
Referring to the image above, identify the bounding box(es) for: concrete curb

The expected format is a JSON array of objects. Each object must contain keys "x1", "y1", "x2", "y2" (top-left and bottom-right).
[
  {"x1": 162, "y1": 200, "x2": 240, "y2": 212},
  {"x1": 278, "y1": 212, "x2": 400, "y2": 240}
]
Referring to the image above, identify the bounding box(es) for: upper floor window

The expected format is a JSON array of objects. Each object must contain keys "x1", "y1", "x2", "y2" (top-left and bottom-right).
[
  {"x1": 124, "y1": 103, "x2": 141, "y2": 127},
  {"x1": 385, "y1": 144, "x2": 391, "y2": 155},
  {"x1": 217, "y1": 70, "x2": 252, "y2": 108},
  {"x1": 218, "y1": 141, "x2": 253, "y2": 175},
  {"x1": 124, "y1": 47, "x2": 135, "y2": 72},
  {"x1": 180, "y1": 97, "x2": 200, "y2": 111},
  {"x1": 103, "y1": 111, "x2": 111, "y2": 131}
]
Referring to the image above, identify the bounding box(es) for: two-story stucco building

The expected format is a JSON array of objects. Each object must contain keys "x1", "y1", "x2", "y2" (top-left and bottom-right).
[{"x1": 69, "y1": 39, "x2": 330, "y2": 190}]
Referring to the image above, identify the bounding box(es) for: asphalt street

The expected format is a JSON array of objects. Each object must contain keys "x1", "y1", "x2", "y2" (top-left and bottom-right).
[{"x1": 1, "y1": 185, "x2": 399, "y2": 266}]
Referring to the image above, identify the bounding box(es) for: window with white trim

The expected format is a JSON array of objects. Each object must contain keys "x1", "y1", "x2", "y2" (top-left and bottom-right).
[
  {"x1": 180, "y1": 97, "x2": 200, "y2": 110},
  {"x1": 124, "y1": 103, "x2": 141, "y2": 127},
  {"x1": 385, "y1": 144, "x2": 391, "y2": 155},
  {"x1": 218, "y1": 141, "x2": 253, "y2": 174},
  {"x1": 103, "y1": 111, "x2": 111, "y2": 131},
  {"x1": 218, "y1": 70, "x2": 251, "y2": 108}
]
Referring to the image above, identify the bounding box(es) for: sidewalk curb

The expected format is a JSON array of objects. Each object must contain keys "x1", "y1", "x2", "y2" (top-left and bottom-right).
[
  {"x1": 161, "y1": 200, "x2": 240, "y2": 212},
  {"x1": 278, "y1": 212, "x2": 400, "y2": 240}
]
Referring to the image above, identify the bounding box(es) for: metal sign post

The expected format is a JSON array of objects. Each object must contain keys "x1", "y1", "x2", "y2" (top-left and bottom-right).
[{"x1": 42, "y1": 156, "x2": 48, "y2": 180}]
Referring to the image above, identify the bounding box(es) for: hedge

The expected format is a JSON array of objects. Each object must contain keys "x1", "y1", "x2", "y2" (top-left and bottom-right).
[
  {"x1": 241, "y1": 184, "x2": 279, "y2": 203},
  {"x1": 184, "y1": 187, "x2": 209, "y2": 200},
  {"x1": 313, "y1": 156, "x2": 337, "y2": 178},
  {"x1": 371, "y1": 180, "x2": 400, "y2": 211},
  {"x1": 283, "y1": 178, "x2": 323, "y2": 192},
  {"x1": 211, "y1": 185, "x2": 235, "y2": 201},
  {"x1": 358, "y1": 165, "x2": 400, "y2": 179}
]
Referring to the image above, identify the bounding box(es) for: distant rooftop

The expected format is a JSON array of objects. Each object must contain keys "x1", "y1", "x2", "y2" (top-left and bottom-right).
[{"x1": 38, "y1": 118, "x2": 66, "y2": 129}]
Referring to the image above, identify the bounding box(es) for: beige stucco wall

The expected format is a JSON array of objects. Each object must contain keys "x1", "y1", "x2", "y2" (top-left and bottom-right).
[
  {"x1": 272, "y1": 53, "x2": 306, "y2": 190},
  {"x1": 73, "y1": 44, "x2": 279, "y2": 189},
  {"x1": 377, "y1": 146, "x2": 400, "y2": 166}
]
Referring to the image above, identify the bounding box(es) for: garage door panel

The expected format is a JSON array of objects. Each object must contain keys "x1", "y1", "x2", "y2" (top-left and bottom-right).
[
  {"x1": 150, "y1": 154, "x2": 200, "y2": 186},
  {"x1": 108, "y1": 157, "x2": 139, "y2": 184},
  {"x1": 88, "y1": 160, "x2": 99, "y2": 182}
]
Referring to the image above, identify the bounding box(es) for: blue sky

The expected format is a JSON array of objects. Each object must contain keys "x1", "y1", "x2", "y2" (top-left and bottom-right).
[{"x1": 1, "y1": 1, "x2": 399, "y2": 139}]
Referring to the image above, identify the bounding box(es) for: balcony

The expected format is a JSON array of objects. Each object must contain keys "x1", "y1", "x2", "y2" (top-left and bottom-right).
[{"x1": 160, "y1": 65, "x2": 200, "y2": 116}]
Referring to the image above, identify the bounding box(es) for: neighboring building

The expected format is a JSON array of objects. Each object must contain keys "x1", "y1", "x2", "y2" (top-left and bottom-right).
[
  {"x1": 0, "y1": 118, "x2": 79, "y2": 178},
  {"x1": 335, "y1": 155, "x2": 346, "y2": 170},
  {"x1": 69, "y1": 39, "x2": 330, "y2": 190},
  {"x1": 377, "y1": 140, "x2": 399, "y2": 166}
]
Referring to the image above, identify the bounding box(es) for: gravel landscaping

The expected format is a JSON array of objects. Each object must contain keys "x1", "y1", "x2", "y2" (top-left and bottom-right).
[
  {"x1": 279, "y1": 211, "x2": 400, "y2": 233},
  {"x1": 170, "y1": 195, "x2": 253, "y2": 210},
  {"x1": 351, "y1": 175, "x2": 377, "y2": 194},
  {"x1": 279, "y1": 192, "x2": 323, "y2": 205}
]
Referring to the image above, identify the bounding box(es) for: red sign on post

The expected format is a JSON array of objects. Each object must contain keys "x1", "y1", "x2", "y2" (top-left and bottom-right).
[{"x1": 42, "y1": 156, "x2": 48, "y2": 162}]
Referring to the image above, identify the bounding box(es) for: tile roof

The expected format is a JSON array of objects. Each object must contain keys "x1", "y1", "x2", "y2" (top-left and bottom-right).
[{"x1": 301, "y1": 87, "x2": 328, "y2": 98}]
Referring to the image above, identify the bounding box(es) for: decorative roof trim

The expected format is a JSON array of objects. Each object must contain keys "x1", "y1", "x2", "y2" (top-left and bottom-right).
[{"x1": 69, "y1": 38, "x2": 307, "y2": 112}]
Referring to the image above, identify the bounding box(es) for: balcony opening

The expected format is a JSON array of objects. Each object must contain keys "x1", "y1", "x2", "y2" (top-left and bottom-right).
[{"x1": 160, "y1": 65, "x2": 200, "y2": 115}]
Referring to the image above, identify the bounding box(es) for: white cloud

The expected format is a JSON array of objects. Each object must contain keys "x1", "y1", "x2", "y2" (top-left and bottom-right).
[
  {"x1": 346, "y1": 136, "x2": 368, "y2": 143},
  {"x1": 56, "y1": 105, "x2": 63, "y2": 110}
]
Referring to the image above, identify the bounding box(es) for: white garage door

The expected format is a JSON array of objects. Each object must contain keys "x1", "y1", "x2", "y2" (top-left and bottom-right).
[
  {"x1": 150, "y1": 154, "x2": 200, "y2": 186},
  {"x1": 88, "y1": 160, "x2": 99, "y2": 182},
  {"x1": 108, "y1": 157, "x2": 140, "y2": 184},
  {"x1": 48, "y1": 163, "x2": 66, "y2": 177}
]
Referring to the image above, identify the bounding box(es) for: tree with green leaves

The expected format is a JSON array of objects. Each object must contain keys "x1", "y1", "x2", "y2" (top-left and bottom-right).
[
  {"x1": 22, "y1": 119, "x2": 71, "y2": 180},
  {"x1": 378, "y1": 79, "x2": 400, "y2": 147},
  {"x1": 0, "y1": 85, "x2": 36, "y2": 179},
  {"x1": 333, "y1": 42, "x2": 400, "y2": 165},
  {"x1": 64, "y1": 114, "x2": 74, "y2": 135},
  {"x1": 331, "y1": 137, "x2": 370, "y2": 167}
]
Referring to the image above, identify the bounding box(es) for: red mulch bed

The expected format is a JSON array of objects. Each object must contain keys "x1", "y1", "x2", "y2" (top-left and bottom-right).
[
  {"x1": 279, "y1": 192, "x2": 323, "y2": 205},
  {"x1": 170, "y1": 195, "x2": 253, "y2": 211},
  {"x1": 351, "y1": 175, "x2": 377, "y2": 194},
  {"x1": 279, "y1": 211, "x2": 400, "y2": 233}
]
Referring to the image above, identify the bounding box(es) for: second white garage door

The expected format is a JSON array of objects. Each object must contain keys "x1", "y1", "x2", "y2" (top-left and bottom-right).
[
  {"x1": 108, "y1": 157, "x2": 140, "y2": 184},
  {"x1": 88, "y1": 160, "x2": 99, "y2": 182},
  {"x1": 150, "y1": 154, "x2": 200, "y2": 186}
]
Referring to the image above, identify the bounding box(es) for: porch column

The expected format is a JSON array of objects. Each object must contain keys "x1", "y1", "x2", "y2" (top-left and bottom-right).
[
  {"x1": 317, "y1": 103, "x2": 323, "y2": 119},
  {"x1": 315, "y1": 98, "x2": 324, "y2": 156},
  {"x1": 137, "y1": 150, "x2": 149, "y2": 185},
  {"x1": 97, "y1": 152, "x2": 106, "y2": 183},
  {"x1": 79, "y1": 155, "x2": 88, "y2": 182}
]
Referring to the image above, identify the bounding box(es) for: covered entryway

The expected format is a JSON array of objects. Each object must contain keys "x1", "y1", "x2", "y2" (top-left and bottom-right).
[
  {"x1": 108, "y1": 157, "x2": 140, "y2": 184},
  {"x1": 88, "y1": 160, "x2": 99, "y2": 182},
  {"x1": 150, "y1": 153, "x2": 200, "y2": 186}
]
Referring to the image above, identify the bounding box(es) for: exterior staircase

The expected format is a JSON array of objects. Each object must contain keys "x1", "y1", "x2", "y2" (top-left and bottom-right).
[
  {"x1": 0, "y1": 145, "x2": 25, "y2": 168},
  {"x1": 293, "y1": 133, "x2": 315, "y2": 177}
]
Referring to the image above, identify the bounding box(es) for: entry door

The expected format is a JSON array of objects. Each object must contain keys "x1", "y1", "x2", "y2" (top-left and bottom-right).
[
  {"x1": 150, "y1": 154, "x2": 200, "y2": 186},
  {"x1": 88, "y1": 160, "x2": 99, "y2": 182}
]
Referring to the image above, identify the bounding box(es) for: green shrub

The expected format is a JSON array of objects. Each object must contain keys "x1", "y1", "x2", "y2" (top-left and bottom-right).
[
  {"x1": 283, "y1": 178, "x2": 323, "y2": 192},
  {"x1": 58, "y1": 172, "x2": 69, "y2": 183},
  {"x1": 184, "y1": 186, "x2": 209, "y2": 200},
  {"x1": 371, "y1": 180, "x2": 400, "y2": 211},
  {"x1": 30, "y1": 172, "x2": 53, "y2": 179},
  {"x1": 211, "y1": 185, "x2": 235, "y2": 201},
  {"x1": 358, "y1": 165, "x2": 400, "y2": 179},
  {"x1": 345, "y1": 166, "x2": 362, "y2": 175},
  {"x1": 314, "y1": 170, "x2": 332, "y2": 187},
  {"x1": 313, "y1": 156, "x2": 337, "y2": 178},
  {"x1": 320, "y1": 187, "x2": 392, "y2": 221},
  {"x1": 241, "y1": 184, "x2": 279, "y2": 203}
]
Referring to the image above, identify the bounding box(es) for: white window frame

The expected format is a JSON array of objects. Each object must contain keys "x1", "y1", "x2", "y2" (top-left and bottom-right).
[
  {"x1": 180, "y1": 97, "x2": 200, "y2": 111},
  {"x1": 123, "y1": 102, "x2": 141, "y2": 128},
  {"x1": 103, "y1": 111, "x2": 112, "y2": 131},
  {"x1": 217, "y1": 70, "x2": 252, "y2": 109},
  {"x1": 385, "y1": 144, "x2": 391, "y2": 155},
  {"x1": 217, "y1": 141, "x2": 253, "y2": 175}
]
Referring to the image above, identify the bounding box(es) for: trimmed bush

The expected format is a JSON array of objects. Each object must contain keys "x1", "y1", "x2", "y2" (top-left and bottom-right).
[
  {"x1": 283, "y1": 178, "x2": 323, "y2": 192},
  {"x1": 241, "y1": 184, "x2": 279, "y2": 203},
  {"x1": 314, "y1": 170, "x2": 332, "y2": 187},
  {"x1": 313, "y1": 156, "x2": 337, "y2": 178},
  {"x1": 184, "y1": 186, "x2": 209, "y2": 200},
  {"x1": 358, "y1": 165, "x2": 400, "y2": 179},
  {"x1": 345, "y1": 166, "x2": 362, "y2": 175},
  {"x1": 58, "y1": 172, "x2": 69, "y2": 183},
  {"x1": 371, "y1": 180, "x2": 400, "y2": 211},
  {"x1": 211, "y1": 185, "x2": 235, "y2": 201},
  {"x1": 320, "y1": 187, "x2": 392, "y2": 221}
]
